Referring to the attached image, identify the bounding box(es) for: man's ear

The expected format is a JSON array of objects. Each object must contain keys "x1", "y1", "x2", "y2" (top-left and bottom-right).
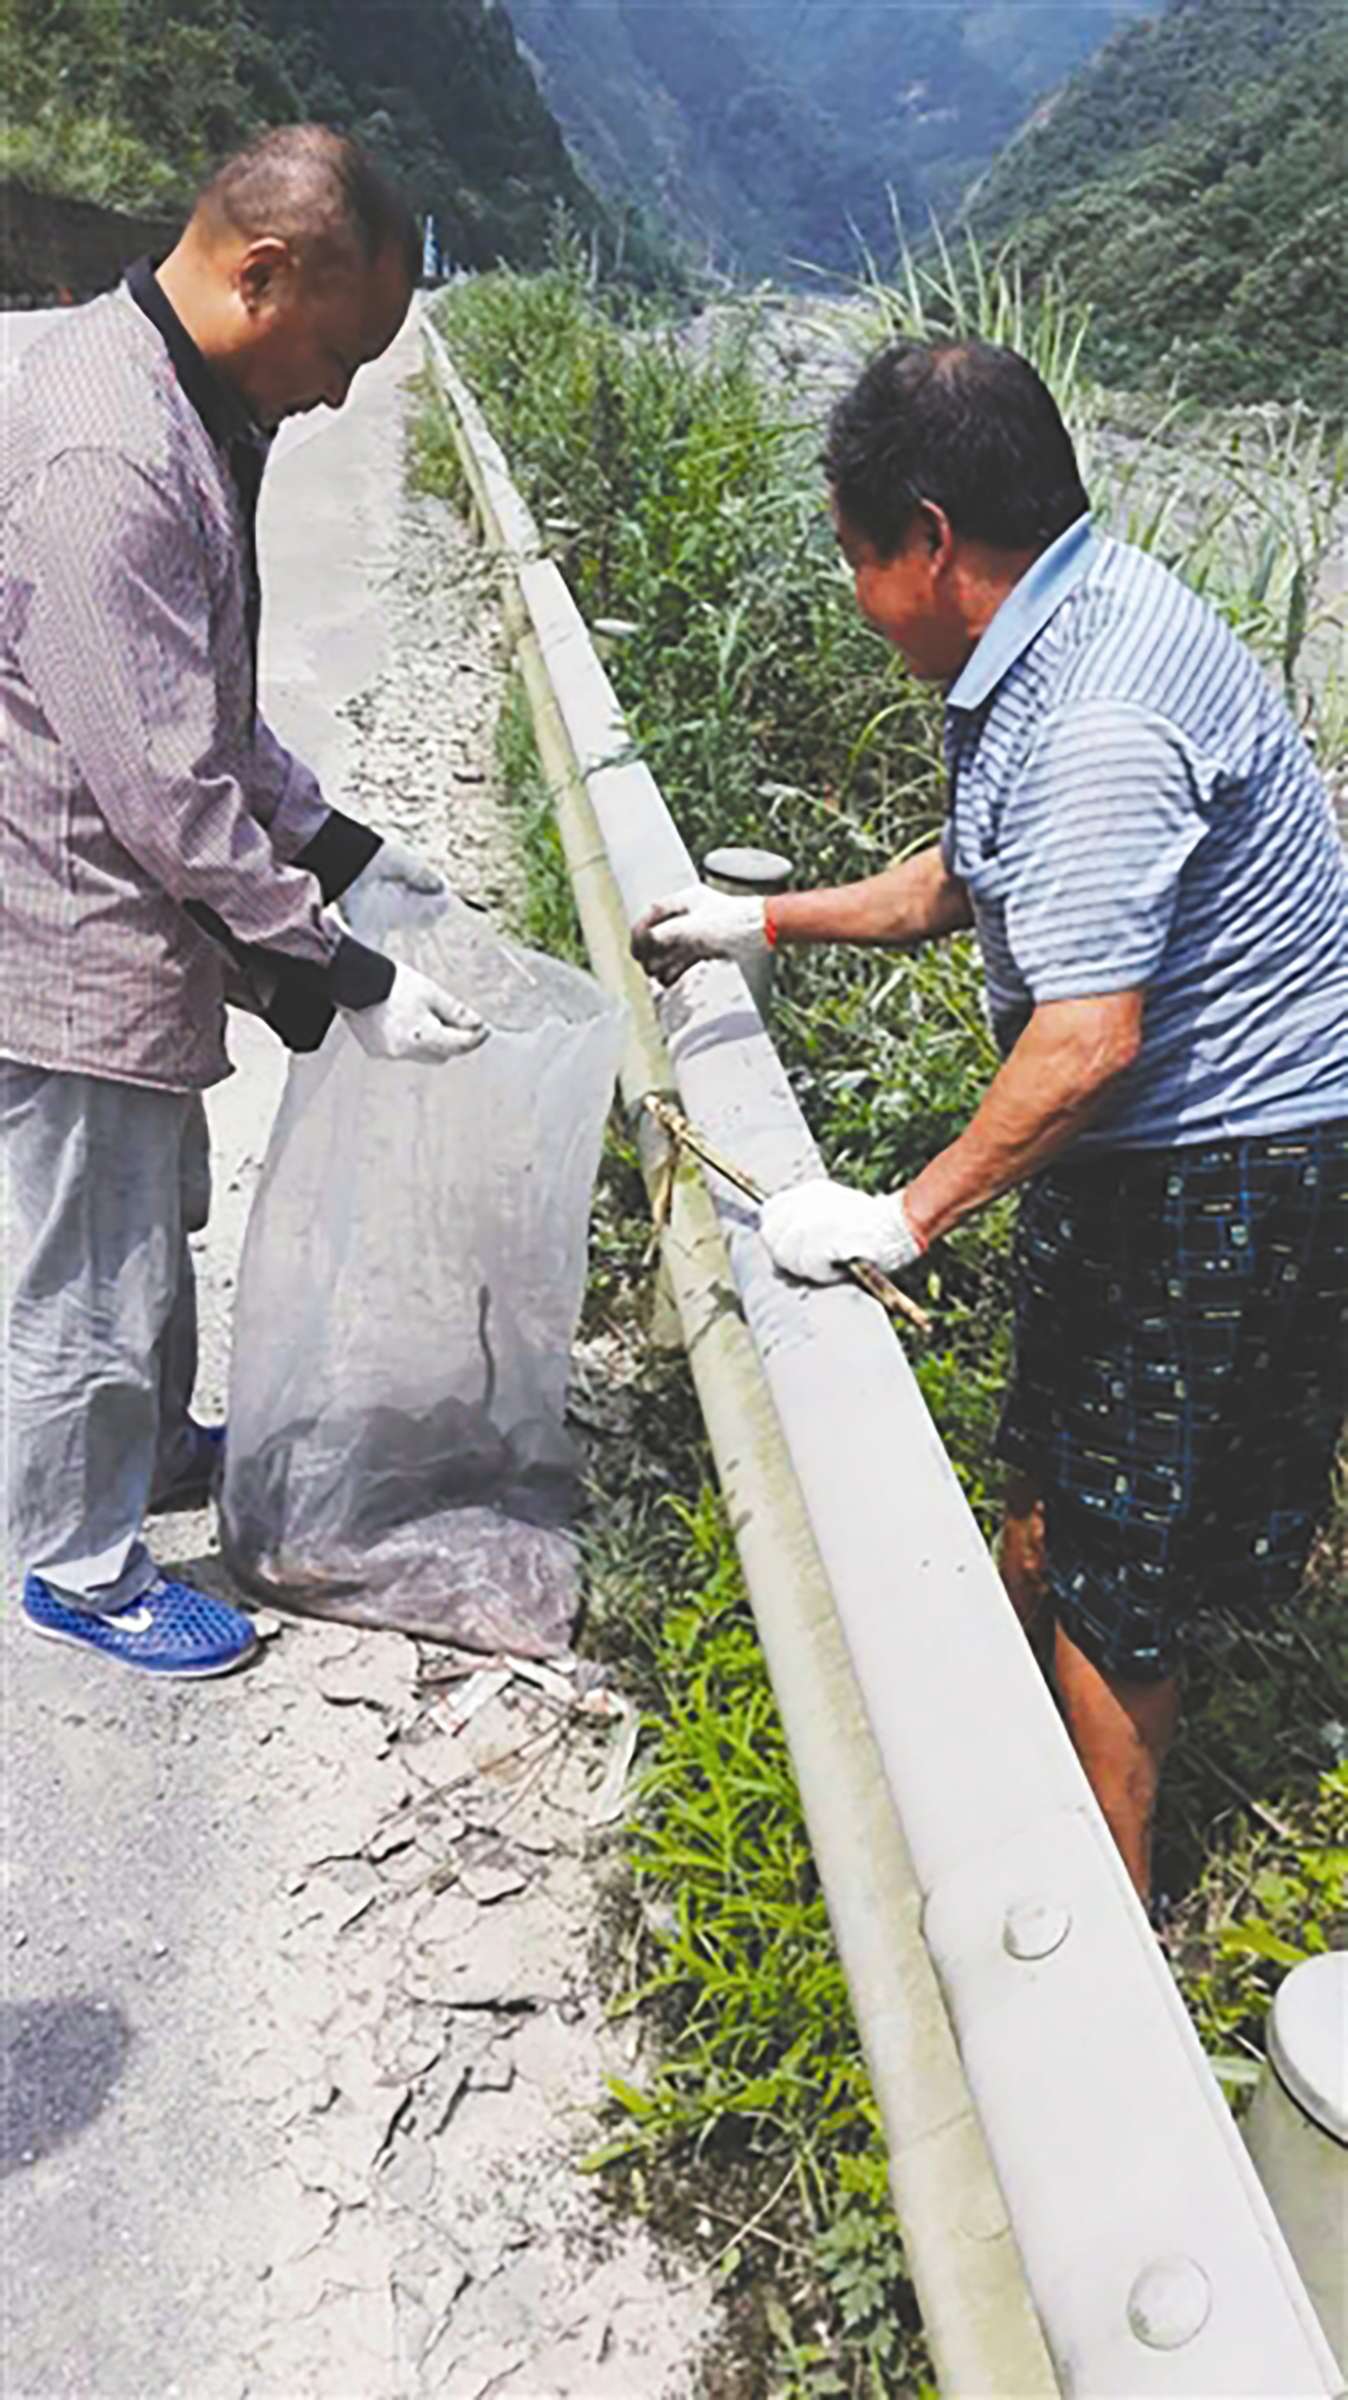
[
  {"x1": 914, "y1": 498, "x2": 955, "y2": 567},
  {"x1": 236, "y1": 237, "x2": 296, "y2": 317}
]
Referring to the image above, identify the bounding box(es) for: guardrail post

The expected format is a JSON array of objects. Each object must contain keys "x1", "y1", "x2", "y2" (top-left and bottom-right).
[
  {"x1": 702, "y1": 843, "x2": 795, "y2": 1021},
  {"x1": 1244, "y1": 1952, "x2": 1348, "y2": 2372}
]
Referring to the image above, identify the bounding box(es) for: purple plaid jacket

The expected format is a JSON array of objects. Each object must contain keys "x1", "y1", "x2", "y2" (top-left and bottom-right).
[{"x1": 1, "y1": 276, "x2": 386, "y2": 1091}]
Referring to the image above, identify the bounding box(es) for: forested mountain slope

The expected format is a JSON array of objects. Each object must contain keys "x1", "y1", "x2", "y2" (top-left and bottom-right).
[
  {"x1": 504, "y1": 0, "x2": 866, "y2": 279},
  {"x1": 508, "y1": 0, "x2": 1162, "y2": 276},
  {"x1": 3, "y1": 0, "x2": 607, "y2": 269},
  {"x1": 970, "y1": 0, "x2": 1345, "y2": 409}
]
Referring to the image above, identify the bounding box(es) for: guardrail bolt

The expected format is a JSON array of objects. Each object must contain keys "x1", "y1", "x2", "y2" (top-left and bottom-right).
[
  {"x1": 702, "y1": 844, "x2": 795, "y2": 1021},
  {"x1": 1244, "y1": 1950, "x2": 1348, "y2": 2372},
  {"x1": 1002, "y1": 1898, "x2": 1071, "y2": 1961},
  {"x1": 1127, "y1": 2256, "x2": 1213, "y2": 2349}
]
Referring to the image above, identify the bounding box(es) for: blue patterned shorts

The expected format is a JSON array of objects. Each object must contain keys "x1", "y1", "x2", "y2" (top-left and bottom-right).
[{"x1": 997, "y1": 1120, "x2": 1348, "y2": 1681}]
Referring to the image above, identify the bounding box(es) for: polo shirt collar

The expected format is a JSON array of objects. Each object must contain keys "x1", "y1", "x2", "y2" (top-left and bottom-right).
[
  {"x1": 945, "y1": 513, "x2": 1098, "y2": 712},
  {"x1": 124, "y1": 255, "x2": 262, "y2": 451}
]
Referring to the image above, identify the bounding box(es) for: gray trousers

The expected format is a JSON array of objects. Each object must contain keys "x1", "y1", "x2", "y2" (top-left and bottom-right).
[{"x1": 1, "y1": 1061, "x2": 210, "y2": 1608}]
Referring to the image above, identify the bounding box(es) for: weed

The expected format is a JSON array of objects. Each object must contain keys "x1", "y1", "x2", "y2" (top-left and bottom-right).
[
  {"x1": 1175, "y1": 1757, "x2": 1348, "y2": 2091},
  {"x1": 585, "y1": 1467, "x2": 933, "y2": 2395},
  {"x1": 404, "y1": 368, "x2": 470, "y2": 510},
  {"x1": 492, "y1": 677, "x2": 586, "y2": 966}
]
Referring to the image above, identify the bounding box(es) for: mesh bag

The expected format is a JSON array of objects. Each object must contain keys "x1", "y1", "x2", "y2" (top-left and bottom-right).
[{"x1": 221, "y1": 893, "x2": 622, "y2": 1653}]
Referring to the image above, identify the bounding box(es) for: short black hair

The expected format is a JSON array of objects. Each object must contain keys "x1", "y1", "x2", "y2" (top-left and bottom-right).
[
  {"x1": 196, "y1": 125, "x2": 421, "y2": 288},
  {"x1": 824, "y1": 339, "x2": 1090, "y2": 556}
]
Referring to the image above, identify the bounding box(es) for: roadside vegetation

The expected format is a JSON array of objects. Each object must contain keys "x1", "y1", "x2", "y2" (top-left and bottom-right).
[{"x1": 419, "y1": 234, "x2": 1347, "y2": 2393}]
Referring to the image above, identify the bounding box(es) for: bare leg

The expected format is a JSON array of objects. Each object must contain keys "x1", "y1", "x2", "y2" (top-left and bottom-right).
[
  {"x1": 998, "y1": 1477, "x2": 1179, "y2": 1899},
  {"x1": 999, "y1": 1473, "x2": 1048, "y2": 1632},
  {"x1": 1053, "y1": 1624, "x2": 1180, "y2": 1904},
  {"x1": 999, "y1": 1473, "x2": 1052, "y2": 1664}
]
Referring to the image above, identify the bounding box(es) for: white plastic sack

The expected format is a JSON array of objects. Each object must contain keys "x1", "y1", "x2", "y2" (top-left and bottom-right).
[{"x1": 221, "y1": 893, "x2": 622, "y2": 1653}]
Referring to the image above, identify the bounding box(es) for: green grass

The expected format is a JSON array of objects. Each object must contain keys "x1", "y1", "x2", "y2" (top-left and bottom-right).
[
  {"x1": 492, "y1": 678, "x2": 587, "y2": 967},
  {"x1": 588, "y1": 1482, "x2": 932, "y2": 2399},
  {"x1": 404, "y1": 366, "x2": 472, "y2": 514}
]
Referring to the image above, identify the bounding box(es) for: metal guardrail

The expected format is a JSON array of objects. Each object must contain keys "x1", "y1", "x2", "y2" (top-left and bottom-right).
[{"x1": 423, "y1": 317, "x2": 1344, "y2": 2400}]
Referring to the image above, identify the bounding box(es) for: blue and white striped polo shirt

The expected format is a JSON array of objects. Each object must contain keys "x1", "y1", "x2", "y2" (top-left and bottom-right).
[{"x1": 941, "y1": 517, "x2": 1348, "y2": 1149}]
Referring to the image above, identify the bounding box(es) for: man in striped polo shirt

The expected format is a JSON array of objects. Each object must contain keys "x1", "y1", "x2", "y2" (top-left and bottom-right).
[{"x1": 633, "y1": 340, "x2": 1348, "y2": 1904}]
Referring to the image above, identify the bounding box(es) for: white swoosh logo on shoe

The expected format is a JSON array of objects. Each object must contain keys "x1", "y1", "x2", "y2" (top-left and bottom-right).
[{"x1": 109, "y1": 1606, "x2": 154, "y2": 1633}]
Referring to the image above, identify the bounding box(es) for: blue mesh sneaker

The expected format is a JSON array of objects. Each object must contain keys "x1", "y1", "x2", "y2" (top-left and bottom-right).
[
  {"x1": 21, "y1": 1572, "x2": 258, "y2": 1678},
  {"x1": 147, "y1": 1421, "x2": 226, "y2": 1516}
]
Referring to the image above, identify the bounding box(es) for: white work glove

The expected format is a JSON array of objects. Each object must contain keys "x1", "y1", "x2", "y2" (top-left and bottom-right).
[
  {"x1": 339, "y1": 962, "x2": 488, "y2": 1065},
  {"x1": 631, "y1": 884, "x2": 768, "y2": 987},
  {"x1": 760, "y1": 1177, "x2": 924, "y2": 1285},
  {"x1": 341, "y1": 836, "x2": 446, "y2": 935}
]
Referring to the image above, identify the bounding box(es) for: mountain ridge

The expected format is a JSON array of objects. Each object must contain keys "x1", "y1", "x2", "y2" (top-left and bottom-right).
[
  {"x1": 970, "y1": 0, "x2": 1346, "y2": 410},
  {"x1": 508, "y1": 0, "x2": 1164, "y2": 277}
]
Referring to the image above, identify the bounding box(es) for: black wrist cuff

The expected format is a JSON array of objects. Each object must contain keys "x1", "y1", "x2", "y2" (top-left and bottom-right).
[
  {"x1": 252, "y1": 936, "x2": 393, "y2": 1052},
  {"x1": 186, "y1": 897, "x2": 394, "y2": 1052},
  {"x1": 325, "y1": 933, "x2": 396, "y2": 1010},
  {"x1": 260, "y1": 935, "x2": 394, "y2": 1050},
  {"x1": 294, "y1": 810, "x2": 383, "y2": 903}
]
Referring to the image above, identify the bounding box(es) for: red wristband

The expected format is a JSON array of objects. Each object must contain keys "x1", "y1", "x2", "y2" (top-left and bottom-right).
[{"x1": 763, "y1": 899, "x2": 780, "y2": 949}]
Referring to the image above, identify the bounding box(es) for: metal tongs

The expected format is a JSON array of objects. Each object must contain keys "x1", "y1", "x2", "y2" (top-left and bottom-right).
[{"x1": 643, "y1": 1094, "x2": 932, "y2": 1335}]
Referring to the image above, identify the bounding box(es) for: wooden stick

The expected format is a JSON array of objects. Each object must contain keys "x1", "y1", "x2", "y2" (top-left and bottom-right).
[{"x1": 642, "y1": 1095, "x2": 932, "y2": 1336}]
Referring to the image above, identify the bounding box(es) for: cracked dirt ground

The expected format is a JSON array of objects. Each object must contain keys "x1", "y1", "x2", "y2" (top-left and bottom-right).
[{"x1": 1, "y1": 314, "x2": 717, "y2": 2398}]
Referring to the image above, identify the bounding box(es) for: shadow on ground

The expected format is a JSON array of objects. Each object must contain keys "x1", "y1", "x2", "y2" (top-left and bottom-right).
[{"x1": 1, "y1": 1998, "x2": 132, "y2": 2173}]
